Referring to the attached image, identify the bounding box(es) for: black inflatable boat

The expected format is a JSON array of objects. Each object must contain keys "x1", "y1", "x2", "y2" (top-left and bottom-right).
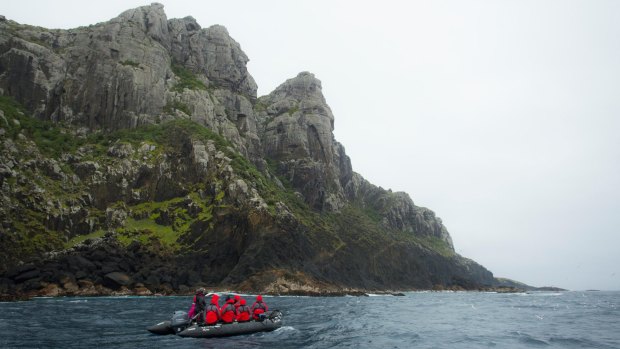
[
  {"x1": 147, "y1": 310, "x2": 192, "y2": 335},
  {"x1": 147, "y1": 310, "x2": 283, "y2": 338}
]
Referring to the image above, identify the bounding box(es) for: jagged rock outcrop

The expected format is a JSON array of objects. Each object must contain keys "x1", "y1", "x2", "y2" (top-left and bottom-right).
[
  {"x1": 256, "y1": 72, "x2": 453, "y2": 248},
  {"x1": 0, "y1": 4, "x2": 500, "y2": 298},
  {"x1": 346, "y1": 174, "x2": 454, "y2": 248},
  {"x1": 0, "y1": 3, "x2": 260, "y2": 159},
  {"x1": 167, "y1": 16, "x2": 257, "y2": 97},
  {"x1": 256, "y1": 72, "x2": 353, "y2": 211}
]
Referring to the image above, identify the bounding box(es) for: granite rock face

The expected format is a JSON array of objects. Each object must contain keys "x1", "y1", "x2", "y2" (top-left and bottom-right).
[
  {"x1": 257, "y1": 72, "x2": 353, "y2": 211},
  {"x1": 0, "y1": 3, "x2": 259, "y2": 158},
  {"x1": 346, "y1": 174, "x2": 455, "y2": 248},
  {"x1": 256, "y1": 72, "x2": 453, "y2": 246},
  {"x1": 0, "y1": 4, "x2": 499, "y2": 297}
]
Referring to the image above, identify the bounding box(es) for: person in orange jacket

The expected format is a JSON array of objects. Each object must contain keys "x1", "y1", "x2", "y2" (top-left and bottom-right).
[
  {"x1": 251, "y1": 295, "x2": 268, "y2": 320},
  {"x1": 204, "y1": 294, "x2": 221, "y2": 325},
  {"x1": 220, "y1": 295, "x2": 237, "y2": 323},
  {"x1": 236, "y1": 298, "x2": 251, "y2": 322}
]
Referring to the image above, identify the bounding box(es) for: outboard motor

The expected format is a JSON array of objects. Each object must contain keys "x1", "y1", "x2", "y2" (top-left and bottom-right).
[
  {"x1": 171, "y1": 310, "x2": 191, "y2": 333},
  {"x1": 268, "y1": 310, "x2": 282, "y2": 321}
]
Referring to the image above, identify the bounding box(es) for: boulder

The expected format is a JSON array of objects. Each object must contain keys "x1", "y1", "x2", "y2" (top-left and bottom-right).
[
  {"x1": 7, "y1": 264, "x2": 37, "y2": 279},
  {"x1": 107, "y1": 143, "x2": 134, "y2": 158},
  {"x1": 13, "y1": 268, "x2": 40, "y2": 282},
  {"x1": 39, "y1": 283, "x2": 62, "y2": 297},
  {"x1": 105, "y1": 207, "x2": 128, "y2": 228},
  {"x1": 66, "y1": 255, "x2": 96, "y2": 271},
  {"x1": 63, "y1": 281, "x2": 80, "y2": 293},
  {"x1": 103, "y1": 272, "x2": 133, "y2": 289},
  {"x1": 73, "y1": 161, "x2": 100, "y2": 180},
  {"x1": 134, "y1": 285, "x2": 153, "y2": 296},
  {"x1": 74, "y1": 270, "x2": 88, "y2": 280}
]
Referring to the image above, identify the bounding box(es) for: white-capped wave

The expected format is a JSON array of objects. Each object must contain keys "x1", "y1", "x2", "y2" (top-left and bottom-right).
[{"x1": 275, "y1": 326, "x2": 296, "y2": 332}]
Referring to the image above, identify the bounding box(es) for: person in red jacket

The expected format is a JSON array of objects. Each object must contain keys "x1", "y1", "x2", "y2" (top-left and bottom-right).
[
  {"x1": 220, "y1": 296, "x2": 237, "y2": 324},
  {"x1": 236, "y1": 299, "x2": 251, "y2": 322},
  {"x1": 204, "y1": 294, "x2": 221, "y2": 326},
  {"x1": 251, "y1": 295, "x2": 268, "y2": 320},
  {"x1": 233, "y1": 294, "x2": 242, "y2": 311}
]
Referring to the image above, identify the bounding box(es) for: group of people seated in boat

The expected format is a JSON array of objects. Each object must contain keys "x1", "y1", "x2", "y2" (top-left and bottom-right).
[{"x1": 188, "y1": 288, "x2": 268, "y2": 326}]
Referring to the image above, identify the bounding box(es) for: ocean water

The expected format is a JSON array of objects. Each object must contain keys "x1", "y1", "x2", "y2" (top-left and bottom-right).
[{"x1": 0, "y1": 291, "x2": 619, "y2": 348}]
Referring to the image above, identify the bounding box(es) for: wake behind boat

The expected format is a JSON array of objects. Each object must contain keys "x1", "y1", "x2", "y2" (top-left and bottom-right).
[{"x1": 147, "y1": 310, "x2": 283, "y2": 338}]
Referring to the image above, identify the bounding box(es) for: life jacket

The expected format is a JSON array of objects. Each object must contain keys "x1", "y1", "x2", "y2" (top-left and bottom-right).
[
  {"x1": 234, "y1": 295, "x2": 242, "y2": 311},
  {"x1": 220, "y1": 302, "x2": 236, "y2": 323},
  {"x1": 236, "y1": 304, "x2": 251, "y2": 322},
  {"x1": 251, "y1": 301, "x2": 267, "y2": 320},
  {"x1": 205, "y1": 304, "x2": 220, "y2": 325}
]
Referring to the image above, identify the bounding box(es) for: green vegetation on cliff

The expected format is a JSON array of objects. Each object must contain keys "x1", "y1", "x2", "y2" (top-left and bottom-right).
[
  {"x1": 163, "y1": 101, "x2": 192, "y2": 116},
  {"x1": 1, "y1": 96, "x2": 82, "y2": 158},
  {"x1": 0, "y1": 4, "x2": 497, "y2": 297},
  {"x1": 171, "y1": 63, "x2": 207, "y2": 92},
  {"x1": 1, "y1": 96, "x2": 304, "y2": 261},
  {"x1": 1, "y1": 95, "x2": 462, "y2": 290}
]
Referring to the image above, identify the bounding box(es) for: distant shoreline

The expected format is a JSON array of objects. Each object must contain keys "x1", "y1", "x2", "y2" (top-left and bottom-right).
[{"x1": 0, "y1": 285, "x2": 549, "y2": 302}]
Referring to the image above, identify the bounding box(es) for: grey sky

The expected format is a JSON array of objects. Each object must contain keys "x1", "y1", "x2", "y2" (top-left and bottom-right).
[{"x1": 3, "y1": 0, "x2": 619, "y2": 290}]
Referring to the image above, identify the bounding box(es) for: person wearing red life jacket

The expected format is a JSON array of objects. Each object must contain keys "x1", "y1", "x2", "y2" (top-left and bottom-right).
[
  {"x1": 233, "y1": 294, "x2": 242, "y2": 311},
  {"x1": 251, "y1": 295, "x2": 268, "y2": 320},
  {"x1": 204, "y1": 294, "x2": 221, "y2": 326},
  {"x1": 220, "y1": 296, "x2": 237, "y2": 324},
  {"x1": 236, "y1": 299, "x2": 251, "y2": 322}
]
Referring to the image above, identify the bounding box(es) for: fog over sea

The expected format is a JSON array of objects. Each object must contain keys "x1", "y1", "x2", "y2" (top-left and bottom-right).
[{"x1": 1, "y1": 291, "x2": 619, "y2": 348}]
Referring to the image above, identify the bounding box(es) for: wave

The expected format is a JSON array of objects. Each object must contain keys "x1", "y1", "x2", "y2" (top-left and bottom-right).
[
  {"x1": 549, "y1": 336, "x2": 614, "y2": 348},
  {"x1": 268, "y1": 295, "x2": 312, "y2": 298},
  {"x1": 3, "y1": 290, "x2": 618, "y2": 349},
  {"x1": 523, "y1": 292, "x2": 564, "y2": 297},
  {"x1": 275, "y1": 326, "x2": 296, "y2": 332},
  {"x1": 511, "y1": 331, "x2": 550, "y2": 346}
]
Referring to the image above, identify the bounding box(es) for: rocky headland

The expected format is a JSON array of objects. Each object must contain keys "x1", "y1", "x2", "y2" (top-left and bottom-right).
[{"x1": 0, "y1": 4, "x2": 511, "y2": 300}]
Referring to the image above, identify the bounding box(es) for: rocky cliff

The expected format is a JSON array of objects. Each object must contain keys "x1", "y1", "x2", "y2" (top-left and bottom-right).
[{"x1": 0, "y1": 4, "x2": 497, "y2": 298}]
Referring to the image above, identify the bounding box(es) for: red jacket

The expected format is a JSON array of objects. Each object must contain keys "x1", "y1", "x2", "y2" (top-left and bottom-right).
[
  {"x1": 236, "y1": 299, "x2": 251, "y2": 322},
  {"x1": 220, "y1": 300, "x2": 236, "y2": 323},
  {"x1": 205, "y1": 296, "x2": 220, "y2": 325},
  {"x1": 251, "y1": 295, "x2": 268, "y2": 320},
  {"x1": 234, "y1": 295, "x2": 242, "y2": 311}
]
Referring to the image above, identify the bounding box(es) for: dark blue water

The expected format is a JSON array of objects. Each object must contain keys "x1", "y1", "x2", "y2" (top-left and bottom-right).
[{"x1": 1, "y1": 291, "x2": 619, "y2": 348}]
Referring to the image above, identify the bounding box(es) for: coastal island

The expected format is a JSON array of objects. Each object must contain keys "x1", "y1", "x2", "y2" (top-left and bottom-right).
[{"x1": 0, "y1": 4, "x2": 554, "y2": 300}]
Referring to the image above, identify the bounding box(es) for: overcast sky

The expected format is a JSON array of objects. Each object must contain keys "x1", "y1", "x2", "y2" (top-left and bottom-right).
[{"x1": 3, "y1": 0, "x2": 619, "y2": 291}]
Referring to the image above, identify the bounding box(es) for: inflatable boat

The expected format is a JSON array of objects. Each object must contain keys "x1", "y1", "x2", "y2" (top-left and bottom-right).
[
  {"x1": 147, "y1": 310, "x2": 191, "y2": 335},
  {"x1": 147, "y1": 310, "x2": 283, "y2": 338}
]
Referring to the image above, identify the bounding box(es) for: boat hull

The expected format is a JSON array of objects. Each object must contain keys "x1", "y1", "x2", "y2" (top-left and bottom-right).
[
  {"x1": 178, "y1": 311, "x2": 282, "y2": 338},
  {"x1": 147, "y1": 320, "x2": 174, "y2": 335},
  {"x1": 148, "y1": 310, "x2": 283, "y2": 338}
]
